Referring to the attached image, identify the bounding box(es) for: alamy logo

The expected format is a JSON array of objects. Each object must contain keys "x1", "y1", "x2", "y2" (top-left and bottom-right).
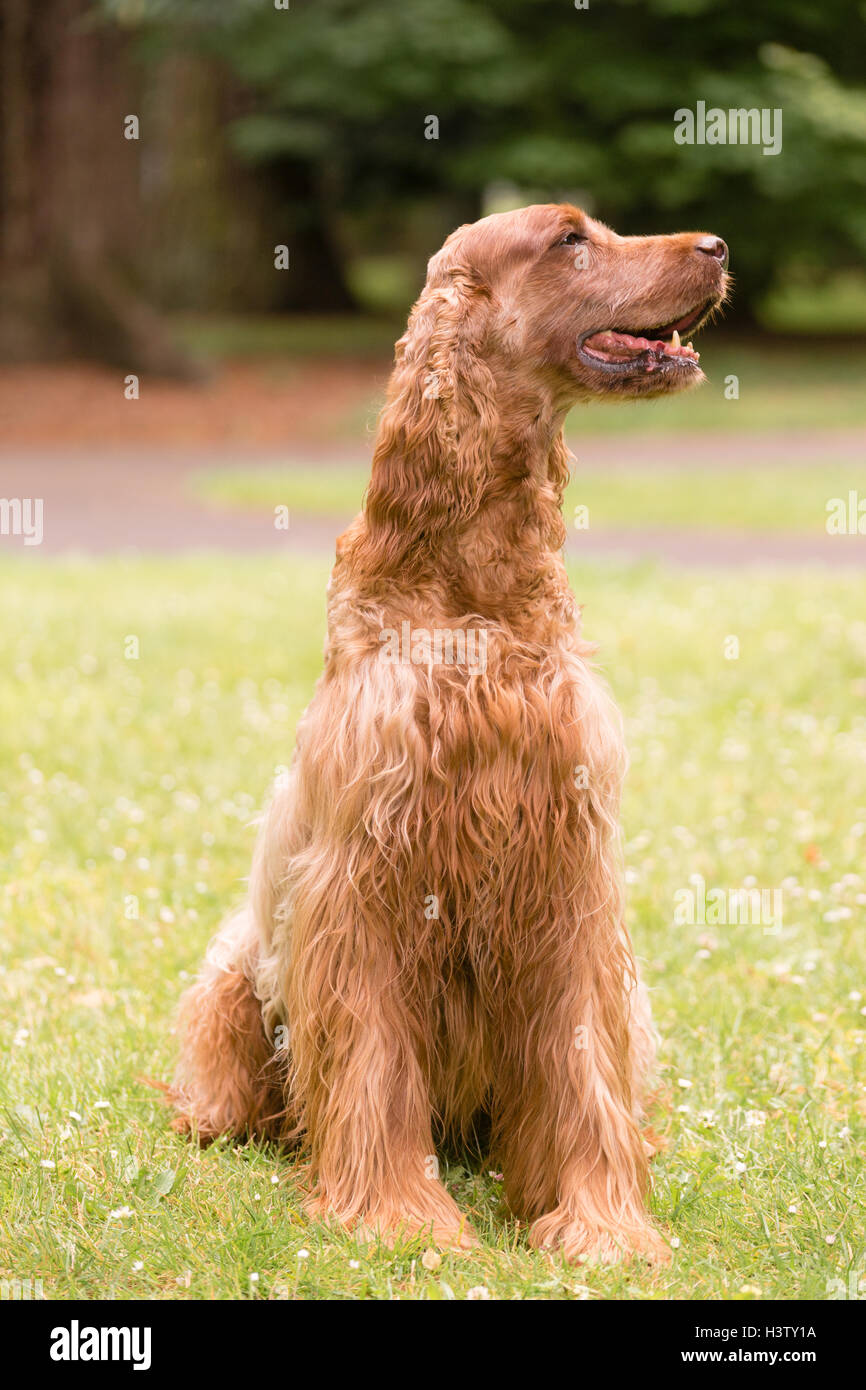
[
  {"x1": 0, "y1": 497, "x2": 43, "y2": 545},
  {"x1": 674, "y1": 101, "x2": 782, "y2": 156},
  {"x1": 826, "y1": 491, "x2": 866, "y2": 535},
  {"x1": 379, "y1": 621, "x2": 488, "y2": 674},
  {"x1": 0, "y1": 1277, "x2": 44, "y2": 1299},
  {"x1": 826, "y1": 1268, "x2": 866, "y2": 1299},
  {"x1": 50, "y1": 1320, "x2": 152, "y2": 1371},
  {"x1": 674, "y1": 874, "x2": 783, "y2": 933}
]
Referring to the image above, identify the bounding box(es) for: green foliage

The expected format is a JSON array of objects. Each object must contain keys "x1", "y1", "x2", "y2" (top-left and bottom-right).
[{"x1": 113, "y1": 0, "x2": 866, "y2": 314}]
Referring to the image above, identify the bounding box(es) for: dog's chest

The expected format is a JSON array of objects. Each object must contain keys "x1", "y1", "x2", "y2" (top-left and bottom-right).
[
  {"x1": 416, "y1": 648, "x2": 623, "y2": 885},
  {"x1": 424, "y1": 644, "x2": 617, "y2": 779}
]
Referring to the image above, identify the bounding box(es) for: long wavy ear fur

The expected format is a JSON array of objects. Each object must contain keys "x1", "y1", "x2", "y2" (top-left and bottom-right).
[{"x1": 362, "y1": 240, "x2": 499, "y2": 576}]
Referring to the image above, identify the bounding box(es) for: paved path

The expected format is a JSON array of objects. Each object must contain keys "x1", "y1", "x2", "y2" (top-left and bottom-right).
[{"x1": 1, "y1": 432, "x2": 864, "y2": 567}]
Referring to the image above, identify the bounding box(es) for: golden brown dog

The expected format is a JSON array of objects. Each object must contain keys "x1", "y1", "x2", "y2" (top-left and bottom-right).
[{"x1": 170, "y1": 204, "x2": 728, "y2": 1264}]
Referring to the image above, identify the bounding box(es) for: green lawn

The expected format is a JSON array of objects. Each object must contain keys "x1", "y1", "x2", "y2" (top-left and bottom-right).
[
  {"x1": 193, "y1": 459, "x2": 864, "y2": 535},
  {"x1": 175, "y1": 312, "x2": 402, "y2": 361},
  {"x1": 192, "y1": 462, "x2": 368, "y2": 518},
  {"x1": 1, "y1": 556, "x2": 864, "y2": 1300}
]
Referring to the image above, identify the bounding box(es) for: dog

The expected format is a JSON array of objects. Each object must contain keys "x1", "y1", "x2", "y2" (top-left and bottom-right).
[{"x1": 170, "y1": 203, "x2": 728, "y2": 1264}]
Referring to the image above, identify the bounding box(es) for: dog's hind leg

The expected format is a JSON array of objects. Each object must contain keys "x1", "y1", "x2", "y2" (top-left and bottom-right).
[{"x1": 169, "y1": 910, "x2": 290, "y2": 1144}]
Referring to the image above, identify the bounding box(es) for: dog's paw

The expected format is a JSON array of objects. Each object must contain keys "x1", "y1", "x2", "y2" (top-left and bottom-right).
[
  {"x1": 306, "y1": 1191, "x2": 480, "y2": 1254},
  {"x1": 529, "y1": 1210, "x2": 671, "y2": 1267},
  {"x1": 435, "y1": 1219, "x2": 481, "y2": 1253},
  {"x1": 354, "y1": 1214, "x2": 479, "y2": 1253}
]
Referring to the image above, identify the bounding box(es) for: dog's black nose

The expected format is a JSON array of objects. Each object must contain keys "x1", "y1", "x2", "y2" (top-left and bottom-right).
[{"x1": 695, "y1": 235, "x2": 728, "y2": 268}]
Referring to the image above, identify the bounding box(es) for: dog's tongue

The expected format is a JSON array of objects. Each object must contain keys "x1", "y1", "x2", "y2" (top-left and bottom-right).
[
  {"x1": 583, "y1": 330, "x2": 699, "y2": 363},
  {"x1": 583, "y1": 331, "x2": 649, "y2": 362}
]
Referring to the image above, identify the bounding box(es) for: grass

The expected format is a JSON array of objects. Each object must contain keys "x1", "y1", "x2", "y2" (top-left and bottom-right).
[
  {"x1": 175, "y1": 312, "x2": 401, "y2": 361},
  {"x1": 1, "y1": 554, "x2": 865, "y2": 1300},
  {"x1": 192, "y1": 459, "x2": 865, "y2": 535},
  {"x1": 760, "y1": 272, "x2": 866, "y2": 337},
  {"x1": 566, "y1": 466, "x2": 861, "y2": 531},
  {"x1": 193, "y1": 462, "x2": 367, "y2": 518}
]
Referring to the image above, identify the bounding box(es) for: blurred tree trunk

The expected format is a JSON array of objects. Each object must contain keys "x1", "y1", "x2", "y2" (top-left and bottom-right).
[
  {"x1": 0, "y1": 0, "x2": 199, "y2": 376},
  {"x1": 267, "y1": 159, "x2": 358, "y2": 313},
  {"x1": 0, "y1": 1, "x2": 360, "y2": 366}
]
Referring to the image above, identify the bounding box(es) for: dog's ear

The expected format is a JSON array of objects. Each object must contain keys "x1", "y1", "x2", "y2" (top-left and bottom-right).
[{"x1": 363, "y1": 254, "x2": 497, "y2": 574}]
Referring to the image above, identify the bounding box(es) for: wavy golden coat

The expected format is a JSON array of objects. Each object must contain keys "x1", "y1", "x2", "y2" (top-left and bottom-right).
[{"x1": 170, "y1": 204, "x2": 728, "y2": 1264}]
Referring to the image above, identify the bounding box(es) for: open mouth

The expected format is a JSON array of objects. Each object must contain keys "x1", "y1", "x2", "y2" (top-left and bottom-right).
[{"x1": 578, "y1": 300, "x2": 716, "y2": 373}]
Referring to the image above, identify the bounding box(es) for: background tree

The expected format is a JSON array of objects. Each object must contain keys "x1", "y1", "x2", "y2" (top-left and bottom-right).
[
  {"x1": 199, "y1": 0, "x2": 866, "y2": 324},
  {"x1": 2, "y1": 0, "x2": 864, "y2": 369},
  {"x1": 0, "y1": 0, "x2": 205, "y2": 373}
]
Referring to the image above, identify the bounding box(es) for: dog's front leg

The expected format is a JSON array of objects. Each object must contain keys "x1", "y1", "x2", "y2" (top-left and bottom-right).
[
  {"x1": 287, "y1": 871, "x2": 477, "y2": 1251},
  {"x1": 497, "y1": 930, "x2": 669, "y2": 1267}
]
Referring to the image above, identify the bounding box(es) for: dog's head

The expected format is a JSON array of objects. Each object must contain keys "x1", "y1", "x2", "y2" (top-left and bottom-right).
[
  {"x1": 362, "y1": 203, "x2": 729, "y2": 574},
  {"x1": 426, "y1": 202, "x2": 729, "y2": 403}
]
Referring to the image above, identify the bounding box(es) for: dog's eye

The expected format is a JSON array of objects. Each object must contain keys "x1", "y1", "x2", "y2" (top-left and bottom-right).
[{"x1": 560, "y1": 231, "x2": 586, "y2": 246}]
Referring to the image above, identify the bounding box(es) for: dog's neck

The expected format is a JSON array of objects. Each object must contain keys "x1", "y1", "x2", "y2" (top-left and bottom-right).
[
  {"x1": 349, "y1": 375, "x2": 576, "y2": 633},
  {"x1": 444, "y1": 390, "x2": 573, "y2": 625}
]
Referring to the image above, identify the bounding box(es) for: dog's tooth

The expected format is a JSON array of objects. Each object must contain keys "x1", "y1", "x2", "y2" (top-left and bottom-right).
[
  {"x1": 671, "y1": 329, "x2": 681, "y2": 350},
  {"x1": 686, "y1": 341, "x2": 694, "y2": 351}
]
